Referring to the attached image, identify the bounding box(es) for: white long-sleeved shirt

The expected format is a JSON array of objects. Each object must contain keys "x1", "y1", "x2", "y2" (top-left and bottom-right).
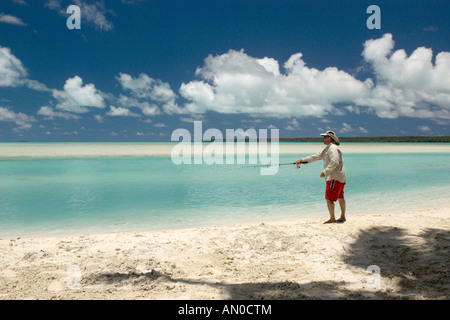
[{"x1": 302, "y1": 143, "x2": 346, "y2": 183}]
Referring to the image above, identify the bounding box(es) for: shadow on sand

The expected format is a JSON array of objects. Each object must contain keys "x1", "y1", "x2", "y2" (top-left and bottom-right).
[{"x1": 84, "y1": 226, "x2": 449, "y2": 299}]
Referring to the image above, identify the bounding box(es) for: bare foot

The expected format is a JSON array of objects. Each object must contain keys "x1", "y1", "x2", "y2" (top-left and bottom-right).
[
  {"x1": 336, "y1": 218, "x2": 346, "y2": 223},
  {"x1": 324, "y1": 219, "x2": 336, "y2": 224}
]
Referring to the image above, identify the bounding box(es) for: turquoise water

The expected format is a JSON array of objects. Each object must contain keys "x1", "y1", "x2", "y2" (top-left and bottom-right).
[{"x1": 0, "y1": 152, "x2": 449, "y2": 236}]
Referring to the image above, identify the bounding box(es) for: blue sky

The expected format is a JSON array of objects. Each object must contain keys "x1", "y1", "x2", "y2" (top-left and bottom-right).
[{"x1": 0, "y1": 0, "x2": 449, "y2": 142}]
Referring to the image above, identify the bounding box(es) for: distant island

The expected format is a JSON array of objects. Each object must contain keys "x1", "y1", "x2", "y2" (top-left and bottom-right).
[
  {"x1": 202, "y1": 136, "x2": 450, "y2": 143},
  {"x1": 279, "y1": 136, "x2": 450, "y2": 143}
]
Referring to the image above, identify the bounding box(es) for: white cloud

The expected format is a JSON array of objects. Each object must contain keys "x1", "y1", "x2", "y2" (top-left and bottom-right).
[
  {"x1": 139, "y1": 102, "x2": 161, "y2": 116},
  {"x1": 38, "y1": 106, "x2": 81, "y2": 120},
  {"x1": 179, "y1": 114, "x2": 204, "y2": 123},
  {"x1": 340, "y1": 123, "x2": 354, "y2": 133},
  {"x1": 359, "y1": 126, "x2": 369, "y2": 134},
  {"x1": 117, "y1": 95, "x2": 161, "y2": 116},
  {"x1": 93, "y1": 114, "x2": 103, "y2": 123},
  {"x1": 357, "y1": 33, "x2": 450, "y2": 121},
  {"x1": 0, "y1": 46, "x2": 49, "y2": 91},
  {"x1": 0, "y1": 13, "x2": 27, "y2": 26},
  {"x1": 13, "y1": 0, "x2": 29, "y2": 5},
  {"x1": 117, "y1": 73, "x2": 181, "y2": 114},
  {"x1": 45, "y1": 0, "x2": 61, "y2": 11},
  {"x1": 117, "y1": 73, "x2": 177, "y2": 102},
  {"x1": 344, "y1": 105, "x2": 361, "y2": 115},
  {"x1": 180, "y1": 49, "x2": 369, "y2": 118},
  {"x1": 23, "y1": 79, "x2": 50, "y2": 91},
  {"x1": 178, "y1": 35, "x2": 450, "y2": 123},
  {"x1": 52, "y1": 76, "x2": 105, "y2": 113},
  {"x1": 179, "y1": 117, "x2": 196, "y2": 123},
  {"x1": 0, "y1": 46, "x2": 28, "y2": 87},
  {"x1": 117, "y1": 73, "x2": 153, "y2": 98},
  {"x1": 417, "y1": 125, "x2": 432, "y2": 133},
  {"x1": 284, "y1": 118, "x2": 301, "y2": 131},
  {"x1": 106, "y1": 105, "x2": 140, "y2": 117},
  {"x1": 339, "y1": 123, "x2": 369, "y2": 134},
  {"x1": 0, "y1": 106, "x2": 35, "y2": 131}
]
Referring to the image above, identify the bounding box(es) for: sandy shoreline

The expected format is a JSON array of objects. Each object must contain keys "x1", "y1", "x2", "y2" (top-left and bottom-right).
[
  {"x1": 1, "y1": 142, "x2": 449, "y2": 158},
  {"x1": 1, "y1": 206, "x2": 449, "y2": 300}
]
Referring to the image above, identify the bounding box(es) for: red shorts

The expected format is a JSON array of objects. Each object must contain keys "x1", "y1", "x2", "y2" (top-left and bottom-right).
[{"x1": 325, "y1": 180, "x2": 345, "y2": 201}]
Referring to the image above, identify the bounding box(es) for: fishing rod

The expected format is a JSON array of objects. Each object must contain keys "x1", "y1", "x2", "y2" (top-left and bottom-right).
[{"x1": 243, "y1": 161, "x2": 308, "y2": 168}]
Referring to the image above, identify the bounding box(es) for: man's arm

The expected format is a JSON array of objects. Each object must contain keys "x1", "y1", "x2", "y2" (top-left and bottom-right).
[{"x1": 296, "y1": 151, "x2": 323, "y2": 165}]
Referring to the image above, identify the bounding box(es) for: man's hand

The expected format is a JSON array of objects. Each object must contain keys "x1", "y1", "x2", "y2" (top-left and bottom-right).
[
  {"x1": 295, "y1": 159, "x2": 303, "y2": 165},
  {"x1": 320, "y1": 172, "x2": 325, "y2": 178}
]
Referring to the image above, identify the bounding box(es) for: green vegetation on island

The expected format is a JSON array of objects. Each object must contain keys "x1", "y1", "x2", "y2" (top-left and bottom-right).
[
  {"x1": 203, "y1": 136, "x2": 450, "y2": 143},
  {"x1": 279, "y1": 136, "x2": 450, "y2": 143}
]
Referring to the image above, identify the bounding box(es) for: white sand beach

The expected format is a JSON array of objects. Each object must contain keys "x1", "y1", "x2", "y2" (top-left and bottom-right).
[
  {"x1": 1, "y1": 205, "x2": 449, "y2": 300},
  {"x1": 1, "y1": 142, "x2": 449, "y2": 158}
]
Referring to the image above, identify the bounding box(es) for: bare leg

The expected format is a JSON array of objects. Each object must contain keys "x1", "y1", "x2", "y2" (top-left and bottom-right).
[
  {"x1": 324, "y1": 199, "x2": 336, "y2": 223},
  {"x1": 337, "y1": 198, "x2": 346, "y2": 222}
]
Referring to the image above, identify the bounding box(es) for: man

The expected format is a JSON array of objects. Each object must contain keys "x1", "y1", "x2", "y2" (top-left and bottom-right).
[{"x1": 296, "y1": 131, "x2": 346, "y2": 224}]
